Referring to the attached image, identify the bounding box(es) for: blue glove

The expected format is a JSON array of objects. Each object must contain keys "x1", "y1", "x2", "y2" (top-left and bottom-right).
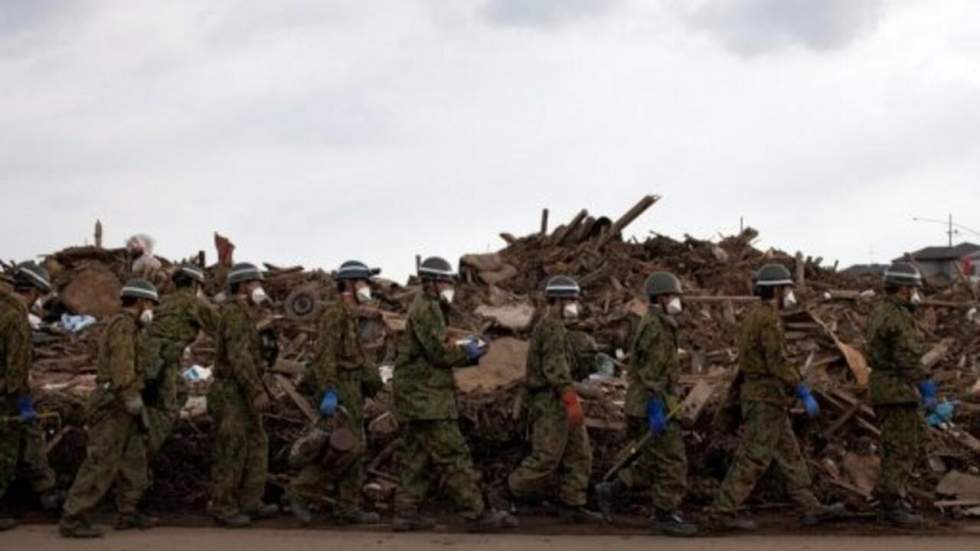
[
  {"x1": 796, "y1": 384, "x2": 820, "y2": 418},
  {"x1": 319, "y1": 389, "x2": 338, "y2": 417},
  {"x1": 917, "y1": 380, "x2": 938, "y2": 410},
  {"x1": 646, "y1": 398, "x2": 668, "y2": 434},
  {"x1": 17, "y1": 396, "x2": 38, "y2": 423},
  {"x1": 926, "y1": 400, "x2": 956, "y2": 427},
  {"x1": 463, "y1": 337, "x2": 487, "y2": 363}
]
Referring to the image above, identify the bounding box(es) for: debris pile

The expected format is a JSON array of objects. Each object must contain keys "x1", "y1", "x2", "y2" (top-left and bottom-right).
[{"x1": 5, "y1": 197, "x2": 980, "y2": 518}]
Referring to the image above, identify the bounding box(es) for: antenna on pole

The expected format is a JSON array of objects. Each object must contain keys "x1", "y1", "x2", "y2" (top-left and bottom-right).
[{"x1": 912, "y1": 215, "x2": 980, "y2": 245}]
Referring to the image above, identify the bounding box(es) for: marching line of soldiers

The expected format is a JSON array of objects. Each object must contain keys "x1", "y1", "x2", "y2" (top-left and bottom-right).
[{"x1": 0, "y1": 253, "x2": 942, "y2": 538}]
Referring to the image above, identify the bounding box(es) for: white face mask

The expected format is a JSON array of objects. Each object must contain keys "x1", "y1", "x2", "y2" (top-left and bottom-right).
[
  {"x1": 563, "y1": 302, "x2": 580, "y2": 320},
  {"x1": 27, "y1": 313, "x2": 42, "y2": 330},
  {"x1": 356, "y1": 285, "x2": 373, "y2": 304},
  {"x1": 910, "y1": 290, "x2": 922, "y2": 306},
  {"x1": 250, "y1": 286, "x2": 269, "y2": 305},
  {"x1": 139, "y1": 309, "x2": 154, "y2": 326},
  {"x1": 783, "y1": 289, "x2": 798, "y2": 309},
  {"x1": 666, "y1": 297, "x2": 683, "y2": 316},
  {"x1": 439, "y1": 288, "x2": 455, "y2": 304}
]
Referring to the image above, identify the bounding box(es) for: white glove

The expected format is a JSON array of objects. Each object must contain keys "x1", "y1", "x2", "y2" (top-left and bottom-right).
[{"x1": 124, "y1": 395, "x2": 145, "y2": 416}]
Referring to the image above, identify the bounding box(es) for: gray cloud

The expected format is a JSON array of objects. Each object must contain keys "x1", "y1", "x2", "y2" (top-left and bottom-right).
[
  {"x1": 677, "y1": 0, "x2": 885, "y2": 57},
  {"x1": 482, "y1": 0, "x2": 620, "y2": 28}
]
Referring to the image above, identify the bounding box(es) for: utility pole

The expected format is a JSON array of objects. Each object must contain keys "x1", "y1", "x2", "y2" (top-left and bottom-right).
[{"x1": 912, "y1": 215, "x2": 980, "y2": 247}]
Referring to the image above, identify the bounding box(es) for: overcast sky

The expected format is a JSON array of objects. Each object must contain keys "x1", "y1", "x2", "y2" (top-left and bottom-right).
[{"x1": 2, "y1": 0, "x2": 978, "y2": 282}]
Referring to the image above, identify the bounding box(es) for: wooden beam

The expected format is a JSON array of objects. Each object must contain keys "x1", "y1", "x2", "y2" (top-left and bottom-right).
[{"x1": 595, "y1": 195, "x2": 660, "y2": 250}]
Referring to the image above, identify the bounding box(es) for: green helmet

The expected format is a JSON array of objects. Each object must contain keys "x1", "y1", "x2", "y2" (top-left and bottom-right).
[
  {"x1": 120, "y1": 278, "x2": 160, "y2": 303},
  {"x1": 227, "y1": 263, "x2": 264, "y2": 286},
  {"x1": 14, "y1": 261, "x2": 52, "y2": 293},
  {"x1": 645, "y1": 272, "x2": 682, "y2": 298},
  {"x1": 176, "y1": 262, "x2": 206, "y2": 284},
  {"x1": 335, "y1": 260, "x2": 379, "y2": 281},
  {"x1": 883, "y1": 262, "x2": 922, "y2": 288},
  {"x1": 754, "y1": 264, "x2": 794, "y2": 288},
  {"x1": 545, "y1": 275, "x2": 581, "y2": 299},
  {"x1": 418, "y1": 257, "x2": 456, "y2": 282}
]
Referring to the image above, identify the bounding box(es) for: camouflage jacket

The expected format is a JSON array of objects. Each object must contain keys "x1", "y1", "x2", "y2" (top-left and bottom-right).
[
  {"x1": 525, "y1": 311, "x2": 575, "y2": 396},
  {"x1": 866, "y1": 297, "x2": 926, "y2": 406},
  {"x1": 94, "y1": 313, "x2": 144, "y2": 407},
  {"x1": 393, "y1": 293, "x2": 469, "y2": 420},
  {"x1": 304, "y1": 301, "x2": 383, "y2": 412},
  {"x1": 214, "y1": 298, "x2": 264, "y2": 403},
  {"x1": 0, "y1": 291, "x2": 31, "y2": 403},
  {"x1": 625, "y1": 307, "x2": 681, "y2": 418},
  {"x1": 737, "y1": 303, "x2": 800, "y2": 405},
  {"x1": 147, "y1": 288, "x2": 217, "y2": 358}
]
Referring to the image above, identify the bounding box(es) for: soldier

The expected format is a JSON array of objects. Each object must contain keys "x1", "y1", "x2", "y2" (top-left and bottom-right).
[
  {"x1": 708, "y1": 264, "x2": 842, "y2": 531},
  {"x1": 0, "y1": 262, "x2": 61, "y2": 531},
  {"x1": 596, "y1": 272, "x2": 697, "y2": 536},
  {"x1": 391, "y1": 256, "x2": 514, "y2": 532},
  {"x1": 507, "y1": 276, "x2": 600, "y2": 523},
  {"x1": 288, "y1": 260, "x2": 384, "y2": 526},
  {"x1": 867, "y1": 262, "x2": 931, "y2": 527},
  {"x1": 142, "y1": 263, "x2": 217, "y2": 457},
  {"x1": 60, "y1": 279, "x2": 160, "y2": 538},
  {"x1": 209, "y1": 263, "x2": 278, "y2": 528}
]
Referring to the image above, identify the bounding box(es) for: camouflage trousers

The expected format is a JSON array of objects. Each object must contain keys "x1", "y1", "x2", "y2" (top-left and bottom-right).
[
  {"x1": 143, "y1": 357, "x2": 183, "y2": 458},
  {"x1": 508, "y1": 397, "x2": 592, "y2": 507},
  {"x1": 208, "y1": 382, "x2": 268, "y2": 520},
  {"x1": 289, "y1": 424, "x2": 367, "y2": 515},
  {"x1": 63, "y1": 408, "x2": 149, "y2": 516},
  {"x1": 711, "y1": 401, "x2": 819, "y2": 515},
  {"x1": 617, "y1": 416, "x2": 688, "y2": 512},
  {"x1": 875, "y1": 404, "x2": 923, "y2": 506},
  {"x1": 0, "y1": 420, "x2": 57, "y2": 500},
  {"x1": 394, "y1": 419, "x2": 485, "y2": 520}
]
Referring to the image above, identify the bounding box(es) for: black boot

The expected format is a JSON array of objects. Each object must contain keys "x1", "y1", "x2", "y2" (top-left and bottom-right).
[
  {"x1": 0, "y1": 516, "x2": 16, "y2": 532},
  {"x1": 60, "y1": 514, "x2": 103, "y2": 538},
  {"x1": 214, "y1": 513, "x2": 253, "y2": 528},
  {"x1": 392, "y1": 512, "x2": 436, "y2": 532},
  {"x1": 115, "y1": 511, "x2": 158, "y2": 531},
  {"x1": 289, "y1": 495, "x2": 314, "y2": 526},
  {"x1": 880, "y1": 503, "x2": 924, "y2": 528},
  {"x1": 800, "y1": 502, "x2": 845, "y2": 527},
  {"x1": 465, "y1": 509, "x2": 518, "y2": 533},
  {"x1": 39, "y1": 490, "x2": 65, "y2": 512},
  {"x1": 595, "y1": 478, "x2": 627, "y2": 522},
  {"x1": 558, "y1": 504, "x2": 605, "y2": 524},
  {"x1": 335, "y1": 510, "x2": 381, "y2": 525},
  {"x1": 651, "y1": 510, "x2": 699, "y2": 537},
  {"x1": 242, "y1": 502, "x2": 279, "y2": 520},
  {"x1": 709, "y1": 513, "x2": 757, "y2": 532}
]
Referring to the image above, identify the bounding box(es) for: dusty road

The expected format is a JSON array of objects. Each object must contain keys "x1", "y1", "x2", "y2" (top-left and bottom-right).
[{"x1": 4, "y1": 525, "x2": 980, "y2": 551}]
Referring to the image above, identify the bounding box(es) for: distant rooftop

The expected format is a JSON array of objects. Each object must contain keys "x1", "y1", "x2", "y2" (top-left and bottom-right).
[
  {"x1": 841, "y1": 263, "x2": 889, "y2": 277},
  {"x1": 895, "y1": 242, "x2": 980, "y2": 262}
]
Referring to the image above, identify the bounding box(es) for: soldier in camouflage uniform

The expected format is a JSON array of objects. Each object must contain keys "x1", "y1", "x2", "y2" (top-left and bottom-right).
[
  {"x1": 392, "y1": 256, "x2": 514, "y2": 532},
  {"x1": 508, "y1": 276, "x2": 600, "y2": 523},
  {"x1": 867, "y1": 262, "x2": 931, "y2": 527},
  {"x1": 61, "y1": 279, "x2": 161, "y2": 538},
  {"x1": 208, "y1": 263, "x2": 278, "y2": 528},
  {"x1": 0, "y1": 262, "x2": 60, "y2": 531},
  {"x1": 288, "y1": 260, "x2": 384, "y2": 526},
  {"x1": 708, "y1": 264, "x2": 842, "y2": 532},
  {"x1": 596, "y1": 272, "x2": 697, "y2": 536},
  {"x1": 142, "y1": 263, "x2": 216, "y2": 456}
]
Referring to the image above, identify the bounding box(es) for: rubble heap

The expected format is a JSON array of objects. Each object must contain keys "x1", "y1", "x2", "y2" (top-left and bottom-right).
[{"x1": 5, "y1": 196, "x2": 980, "y2": 519}]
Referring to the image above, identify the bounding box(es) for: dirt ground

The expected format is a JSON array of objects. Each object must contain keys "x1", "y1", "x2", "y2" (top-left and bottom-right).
[{"x1": 4, "y1": 522, "x2": 980, "y2": 551}]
